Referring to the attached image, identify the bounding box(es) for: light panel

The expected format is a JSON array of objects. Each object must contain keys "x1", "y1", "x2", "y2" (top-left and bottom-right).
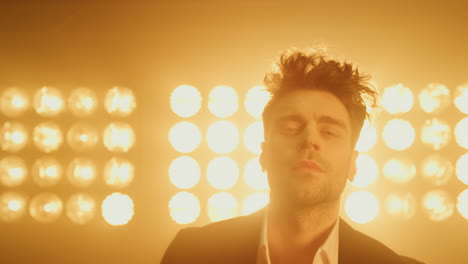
[
  {"x1": 170, "y1": 85, "x2": 202, "y2": 118},
  {"x1": 169, "y1": 156, "x2": 201, "y2": 189},
  {"x1": 418, "y1": 83, "x2": 450, "y2": 114},
  {"x1": 29, "y1": 192, "x2": 63, "y2": 223},
  {"x1": 32, "y1": 156, "x2": 63, "y2": 187},
  {"x1": 105, "y1": 87, "x2": 136, "y2": 117},
  {"x1": 207, "y1": 192, "x2": 238, "y2": 222},
  {"x1": 207, "y1": 156, "x2": 239, "y2": 190},
  {"x1": 206, "y1": 121, "x2": 239, "y2": 154},
  {"x1": 0, "y1": 192, "x2": 27, "y2": 222},
  {"x1": 380, "y1": 84, "x2": 413, "y2": 114},
  {"x1": 168, "y1": 122, "x2": 202, "y2": 153},
  {"x1": 68, "y1": 87, "x2": 98, "y2": 117},
  {"x1": 0, "y1": 156, "x2": 27, "y2": 187},
  {"x1": 33, "y1": 121, "x2": 63, "y2": 153},
  {"x1": 208, "y1": 86, "x2": 238, "y2": 118},
  {"x1": 382, "y1": 119, "x2": 415, "y2": 151},
  {"x1": 344, "y1": 191, "x2": 379, "y2": 224},
  {"x1": 33, "y1": 86, "x2": 65, "y2": 117},
  {"x1": 422, "y1": 190, "x2": 454, "y2": 222},
  {"x1": 383, "y1": 158, "x2": 416, "y2": 184},
  {"x1": 169, "y1": 191, "x2": 200, "y2": 224},
  {"x1": 101, "y1": 192, "x2": 134, "y2": 226},
  {"x1": 244, "y1": 86, "x2": 270, "y2": 119},
  {"x1": 66, "y1": 193, "x2": 97, "y2": 224},
  {"x1": 0, "y1": 122, "x2": 28, "y2": 152},
  {"x1": 0, "y1": 87, "x2": 30, "y2": 117}
]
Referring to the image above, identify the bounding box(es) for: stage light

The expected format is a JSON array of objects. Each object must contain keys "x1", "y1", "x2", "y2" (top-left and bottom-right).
[
  {"x1": 244, "y1": 86, "x2": 270, "y2": 119},
  {"x1": 208, "y1": 86, "x2": 238, "y2": 118},
  {"x1": 169, "y1": 191, "x2": 200, "y2": 224},
  {"x1": 351, "y1": 154, "x2": 378, "y2": 187},
  {"x1": 105, "y1": 87, "x2": 136, "y2": 117},
  {"x1": 382, "y1": 119, "x2": 415, "y2": 151},
  {"x1": 421, "y1": 154, "x2": 453, "y2": 186},
  {"x1": 0, "y1": 156, "x2": 27, "y2": 187},
  {"x1": 169, "y1": 156, "x2": 200, "y2": 189},
  {"x1": 244, "y1": 157, "x2": 269, "y2": 190},
  {"x1": 103, "y1": 122, "x2": 135, "y2": 153},
  {"x1": 0, "y1": 87, "x2": 29, "y2": 117},
  {"x1": 380, "y1": 84, "x2": 413, "y2": 114},
  {"x1": 67, "y1": 123, "x2": 99, "y2": 152},
  {"x1": 168, "y1": 121, "x2": 201, "y2": 153},
  {"x1": 422, "y1": 190, "x2": 454, "y2": 222},
  {"x1": 29, "y1": 192, "x2": 63, "y2": 223},
  {"x1": 420, "y1": 118, "x2": 451, "y2": 151},
  {"x1": 418, "y1": 83, "x2": 450, "y2": 114},
  {"x1": 344, "y1": 191, "x2": 379, "y2": 224},
  {"x1": 207, "y1": 156, "x2": 239, "y2": 190},
  {"x1": 384, "y1": 192, "x2": 416, "y2": 220},
  {"x1": 67, "y1": 158, "x2": 97, "y2": 187},
  {"x1": 243, "y1": 121, "x2": 264, "y2": 154},
  {"x1": 383, "y1": 158, "x2": 416, "y2": 184},
  {"x1": 66, "y1": 193, "x2": 96, "y2": 224},
  {"x1": 33, "y1": 86, "x2": 65, "y2": 117},
  {"x1": 0, "y1": 192, "x2": 27, "y2": 222},
  {"x1": 101, "y1": 192, "x2": 134, "y2": 226},
  {"x1": 355, "y1": 120, "x2": 377, "y2": 152},
  {"x1": 207, "y1": 192, "x2": 238, "y2": 222},
  {"x1": 170, "y1": 85, "x2": 202, "y2": 118},
  {"x1": 33, "y1": 121, "x2": 63, "y2": 153},
  {"x1": 68, "y1": 87, "x2": 98, "y2": 117},
  {"x1": 242, "y1": 192, "x2": 269, "y2": 215},
  {"x1": 0, "y1": 122, "x2": 28, "y2": 152},
  {"x1": 454, "y1": 117, "x2": 468, "y2": 149},
  {"x1": 103, "y1": 158, "x2": 134, "y2": 188},
  {"x1": 32, "y1": 156, "x2": 63, "y2": 187},
  {"x1": 456, "y1": 153, "x2": 468, "y2": 185},
  {"x1": 206, "y1": 121, "x2": 239, "y2": 154},
  {"x1": 454, "y1": 83, "x2": 468, "y2": 114},
  {"x1": 457, "y1": 189, "x2": 468, "y2": 220}
]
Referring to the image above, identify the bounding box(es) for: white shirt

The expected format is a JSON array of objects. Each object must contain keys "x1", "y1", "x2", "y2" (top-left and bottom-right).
[{"x1": 256, "y1": 209, "x2": 340, "y2": 264}]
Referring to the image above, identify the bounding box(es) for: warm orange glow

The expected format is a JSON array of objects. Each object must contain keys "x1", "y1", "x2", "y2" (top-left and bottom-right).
[
  {"x1": 68, "y1": 87, "x2": 98, "y2": 117},
  {"x1": 351, "y1": 154, "x2": 378, "y2": 187},
  {"x1": 454, "y1": 117, "x2": 468, "y2": 149},
  {"x1": 33, "y1": 122, "x2": 63, "y2": 153},
  {"x1": 0, "y1": 192, "x2": 27, "y2": 222},
  {"x1": 383, "y1": 158, "x2": 416, "y2": 184},
  {"x1": 242, "y1": 192, "x2": 269, "y2": 215},
  {"x1": 101, "y1": 192, "x2": 134, "y2": 226},
  {"x1": 243, "y1": 157, "x2": 269, "y2": 190},
  {"x1": 105, "y1": 87, "x2": 136, "y2": 117},
  {"x1": 170, "y1": 85, "x2": 202, "y2": 118},
  {"x1": 168, "y1": 121, "x2": 202, "y2": 153},
  {"x1": 384, "y1": 192, "x2": 416, "y2": 219},
  {"x1": 67, "y1": 158, "x2": 97, "y2": 187},
  {"x1": 418, "y1": 83, "x2": 450, "y2": 114},
  {"x1": 243, "y1": 121, "x2": 264, "y2": 154},
  {"x1": 456, "y1": 153, "x2": 468, "y2": 185},
  {"x1": 208, "y1": 86, "x2": 239, "y2": 118},
  {"x1": 67, "y1": 123, "x2": 99, "y2": 152},
  {"x1": 421, "y1": 154, "x2": 453, "y2": 186},
  {"x1": 206, "y1": 121, "x2": 239, "y2": 154},
  {"x1": 244, "y1": 86, "x2": 271, "y2": 119},
  {"x1": 345, "y1": 191, "x2": 379, "y2": 224},
  {"x1": 103, "y1": 158, "x2": 134, "y2": 188},
  {"x1": 0, "y1": 156, "x2": 27, "y2": 187},
  {"x1": 32, "y1": 156, "x2": 63, "y2": 187},
  {"x1": 169, "y1": 191, "x2": 200, "y2": 224},
  {"x1": 422, "y1": 190, "x2": 454, "y2": 222},
  {"x1": 33, "y1": 86, "x2": 65, "y2": 117},
  {"x1": 29, "y1": 193, "x2": 63, "y2": 223},
  {"x1": 382, "y1": 119, "x2": 415, "y2": 151},
  {"x1": 207, "y1": 156, "x2": 239, "y2": 190},
  {"x1": 0, "y1": 87, "x2": 30, "y2": 117},
  {"x1": 0, "y1": 122, "x2": 28, "y2": 152},
  {"x1": 457, "y1": 189, "x2": 468, "y2": 220},
  {"x1": 103, "y1": 122, "x2": 135, "y2": 153},
  {"x1": 355, "y1": 120, "x2": 377, "y2": 152},
  {"x1": 453, "y1": 83, "x2": 468, "y2": 114},
  {"x1": 66, "y1": 193, "x2": 96, "y2": 224},
  {"x1": 420, "y1": 118, "x2": 451, "y2": 150},
  {"x1": 207, "y1": 192, "x2": 238, "y2": 222},
  {"x1": 169, "y1": 156, "x2": 201, "y2": 189},
  {"x1": 380, "y1": 84, "x2": 413, "y2": 114}
]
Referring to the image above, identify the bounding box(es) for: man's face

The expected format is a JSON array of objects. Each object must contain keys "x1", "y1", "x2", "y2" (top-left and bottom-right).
[{"x1": 260, "y1": 89, "x2": 358, "y2": 208}]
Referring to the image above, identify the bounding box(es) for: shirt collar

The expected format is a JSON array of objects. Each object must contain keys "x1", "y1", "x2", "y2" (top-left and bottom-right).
[{"x1": 258, "y1": 208, "x2": 340, "y2": 264}]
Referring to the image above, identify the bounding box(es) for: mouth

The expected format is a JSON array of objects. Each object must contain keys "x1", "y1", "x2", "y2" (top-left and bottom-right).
[{"x1": 292, "y1": 160, "x2": 325, "y2": 174}]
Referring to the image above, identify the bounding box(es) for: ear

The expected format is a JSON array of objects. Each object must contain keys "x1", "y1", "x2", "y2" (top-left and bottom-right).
[
  {"x1": 347, "y1": 150, "x2": 358, "y2": 182},
  {"x1": 259, "y1": 142, "x2": 266, "y2": 172}
]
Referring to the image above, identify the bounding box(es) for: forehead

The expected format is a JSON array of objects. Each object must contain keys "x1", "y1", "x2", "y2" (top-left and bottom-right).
[{"x1": 270, "y1": 89, "x2": 351, "y2": 127}]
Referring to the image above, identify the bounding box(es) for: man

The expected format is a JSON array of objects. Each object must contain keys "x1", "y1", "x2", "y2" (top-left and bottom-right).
[{"x1": 162, "y1": 48, "x2": 423, "y2": 264}]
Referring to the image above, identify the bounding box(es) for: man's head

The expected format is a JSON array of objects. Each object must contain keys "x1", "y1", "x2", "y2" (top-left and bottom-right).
[{"x1": 260, "y1": 48, "x2": 377, "y2": 209}]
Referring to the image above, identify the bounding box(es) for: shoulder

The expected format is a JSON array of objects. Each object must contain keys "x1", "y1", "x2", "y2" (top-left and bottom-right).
[{"x1": 339, "y1": 219, "x2": 423, "y2": 264}]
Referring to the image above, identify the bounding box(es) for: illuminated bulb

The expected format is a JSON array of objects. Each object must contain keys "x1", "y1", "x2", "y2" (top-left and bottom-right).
[
  {"x1": 206, "y1": 121, "x2": 239, "y2": 154},
  {"x1": 168, "y1": 122, "x2": 202, "y2": 153},
  {"x1": 383, "y1": 158, "x2": 416, "y2": 184},
  {"x1": 355, "y1": 120, "x2": 377, "y2": 152},
  {"x1": 422, "y1": 190, "x2": 454, "y2": 222},
  {"x1": 29, "y1": 193, "x2": 63, "y2": 223},
  {"x1": 103, "y1": 158, "x2": 134, "y2": 188},
  {"x1": 105, "y1": 87, "x2": 136, "y2": 117},
  {"x1": 243, "y1": 121, "x2": 264, "y2": 154},
  {"x1": 418, "y1": 83, "x2": 450, "y2": 114},
  {"x1": 351, "y1": 154, "x2": 378, "y2": 187},
  {"x1": 67, "y1": 122, "x2": 99, "y2": 152},
  {"x1": 455, "y1": 117, "x2": 468, "y2": 149},
  {"x1": 420, "y1": 118, "x2": 450, "y2": 150},
  {"x1": 0, "y1": 122, "x2": 28, "y2": 152},
  {"x1": 170, "y1": 85, "x2": 202, "y2": 118},
  {"x1": 384, "y1": 192, "x2": 416, "y2": 220},
  {"x1": 33, "y1": 86, "x2": 65, "y2": 117},
  {"x1": 454, "y1": 83, "x2": 468, "y2": 114},
  {"x1": 67, "y1": 158, "x2": 97, "y2": 187},
  {"x1": 207, "y1": 192, "x2": 238, "y2": 222},
  {"x1": 68, "y1": 87, "x2": 98, "y2": 117},
  {"x1": 208, "y1": 86, "x2": 238, "y2": 118},
  {"x1": 169, "y1": 156, "x2": 200, "y2": 189},
  {"x1": 345, "y1": 191, "x2": 379, "y2": 224},
  {"x1": 421, "y1": 154, "x2": 453, "y2": 186},
  {"x1": 0, "y1": 156, "x2": 27, "y2": 187},
  {"x1": 244, "y1": 157, "x2": 269, "y2": 190},
  {"x1": 66, "y1": 193, "x2": 96, "y2": 224},
  {"x1": 101, "y1": 192, "x2": 134, "y2": 226},
  {"x1": 32, "y1": 156, "x2": 63, "y2": 187},
  {"x1": 244, "y1": 86, "x2": 271, "y2": 119},
  {"x1": 242, "y1": 192, "x2": 269, "y2": 215},
  {"x1": 103, "y1": 122, "x2": 135, "y2": 152},
  {"x1": 380, "y1": 84, "x2": 413, "y2": 114},
  {"x1": 0, "y1": 87, "x2": 30, "y2": 117},
  {"x1": 33, "y1": 122, "x2": 63, "y2": 153},
  {"x1": 169, "y1": 191, "x2": 200, "y2": 224},
  {"x1": 382, "y1": 119, "x2": 415, "y2": 151},
  {"x1": 0, "y1": 192, "x2": 27, "y2": 222},
  {"x1": 456, "y1": 153, "x2": 468, "y2": 185},
  {"x1": 457, "y1": 189, "x2": 468, "y2": 220},
  {"x1": 207, "y1": 156, "x2": 239, "y2": 190}
]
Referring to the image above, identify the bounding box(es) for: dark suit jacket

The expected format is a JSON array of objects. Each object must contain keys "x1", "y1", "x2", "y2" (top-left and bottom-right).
[{"x1": 161, "y1": 209, "x2": 423, "y2": 264}]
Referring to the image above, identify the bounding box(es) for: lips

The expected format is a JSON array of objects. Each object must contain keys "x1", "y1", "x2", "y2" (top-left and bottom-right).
[{"x1": 292, "y1": 160, "x2": 325, "y2": 173}]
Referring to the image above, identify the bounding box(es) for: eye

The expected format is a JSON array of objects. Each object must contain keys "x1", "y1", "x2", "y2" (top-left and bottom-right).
[
  {"x1": 280, "y1": 120, "x2": 302, "y2": 135},
  {"x1": 321, "y1": 129, "x2": 338, "y2": 137}
]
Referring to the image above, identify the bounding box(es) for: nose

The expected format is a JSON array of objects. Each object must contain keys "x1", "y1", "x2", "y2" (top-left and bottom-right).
[{"x1": 297, "y1": 125, "x2": 321, "y2": 152}]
